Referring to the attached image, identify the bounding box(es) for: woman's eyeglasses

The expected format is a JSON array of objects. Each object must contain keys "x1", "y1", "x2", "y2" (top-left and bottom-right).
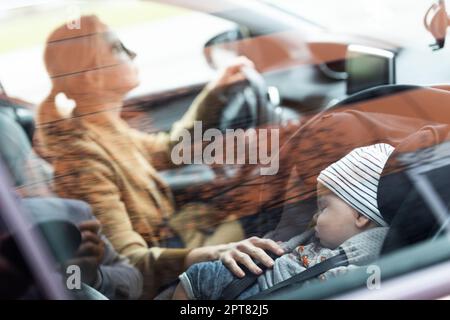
[{"x1": 110, "y1": 39, "x2": 137, "y2": 60}]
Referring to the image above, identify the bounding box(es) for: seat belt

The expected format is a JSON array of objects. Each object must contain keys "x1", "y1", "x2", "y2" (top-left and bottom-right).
[
  {"x1": 220, "y1": 249, "x2": 348, "y2": 300},
  {"x1": 248, "y1": 249, "x2": 348, "y2": 300},
  {"x1": 220, "y1": 229, "x2": 314, "y2": 300},
  {"x1": 220, "y1": 251, "x2": 279, "y2": 300}
]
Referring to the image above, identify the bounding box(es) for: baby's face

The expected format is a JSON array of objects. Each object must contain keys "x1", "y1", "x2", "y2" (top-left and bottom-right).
[{"x1": 314, "y1": 184, "x2": 362, "y2": 249}]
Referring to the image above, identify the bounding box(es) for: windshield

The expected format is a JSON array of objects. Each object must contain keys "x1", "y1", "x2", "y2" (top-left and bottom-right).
[
  {"x1": 0, "y1": 0, "x2": 232, "y2": 104},
  {"x1": 263, "y1": 0, "x2": 435, "y2": 46}
]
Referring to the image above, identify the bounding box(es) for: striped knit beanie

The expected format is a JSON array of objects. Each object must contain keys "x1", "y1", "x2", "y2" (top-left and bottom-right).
[{"x1": 317, "y1": 143, "x2": 395, "y2": 227}]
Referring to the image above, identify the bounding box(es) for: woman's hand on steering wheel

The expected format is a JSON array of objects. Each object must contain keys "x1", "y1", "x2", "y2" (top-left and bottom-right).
[
  {"x1": 207, "y1": 56, "x2": 256, "y2": 91},
  {"x1": 206, "y1": 56, "x2": 272, "y2": 130}
]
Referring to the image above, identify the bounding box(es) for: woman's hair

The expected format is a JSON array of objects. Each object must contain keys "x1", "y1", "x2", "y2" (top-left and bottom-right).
[
  {"x1": 35, "y1": 15, "x2": 112, "y2": 156},
  {"x1": 38, "y1": 15, "x2": 109, "y2": 122}
]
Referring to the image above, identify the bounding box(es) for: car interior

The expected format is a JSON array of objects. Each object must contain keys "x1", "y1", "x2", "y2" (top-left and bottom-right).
[
  {"x1": 2, "y1": 0, "x2": 450, "y2": 300},
  {"x1": 3, "y1": 80, "x2": 450, "y2": 300}
]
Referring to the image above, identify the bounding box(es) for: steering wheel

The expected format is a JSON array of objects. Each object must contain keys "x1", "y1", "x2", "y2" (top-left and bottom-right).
[{"x1": 218, "y1": 67, "x2": 274, "y2": 131}]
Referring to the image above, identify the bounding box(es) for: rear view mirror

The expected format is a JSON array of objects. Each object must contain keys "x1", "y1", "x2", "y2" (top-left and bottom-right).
[{"x1": 204, "y1": 28, "x2": 246, "y2": 69}]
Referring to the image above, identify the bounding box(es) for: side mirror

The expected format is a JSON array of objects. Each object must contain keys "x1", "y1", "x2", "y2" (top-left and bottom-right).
[{"x1": 204, "y1": 28, "x2": 246, "y2": 69}]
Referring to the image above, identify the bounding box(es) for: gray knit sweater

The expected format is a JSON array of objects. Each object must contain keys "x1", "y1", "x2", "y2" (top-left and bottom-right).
[{"x1": 258, "y1": 227, "x2": 389, "y2": 291}]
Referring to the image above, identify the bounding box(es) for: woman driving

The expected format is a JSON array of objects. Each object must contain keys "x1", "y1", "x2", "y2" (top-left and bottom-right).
[{"x1": 36, "y1": 15, "x2": 284, "y2": 298}]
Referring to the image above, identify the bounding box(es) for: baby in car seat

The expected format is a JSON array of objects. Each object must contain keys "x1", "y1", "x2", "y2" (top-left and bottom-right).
[{"x1": 172, "y1": 143, "x2": 394, "y2": 300}]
